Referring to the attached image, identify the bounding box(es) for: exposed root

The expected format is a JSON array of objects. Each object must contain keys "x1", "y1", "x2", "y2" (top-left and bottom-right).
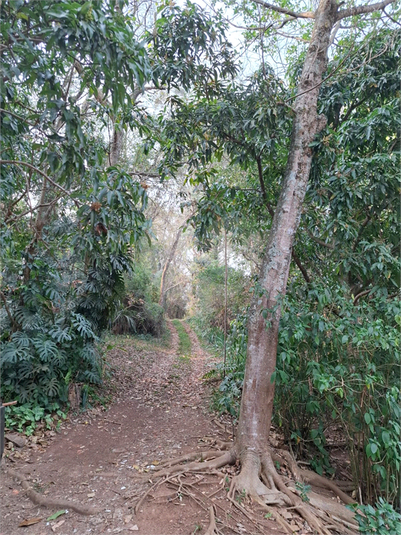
[
  {"x1": 273, "y1": 449, "x2": 355, "y2": 504},
  {"x1": 3, "y1": 465, "x2": 98, "y2": 515},
  {"x1": 133, "y1": 444, "x2": 359, "y2": 535},
  {"x1": 154, "y1": 449, "x2": 227, "y2": 470},
  {"x1": 154, "y1": 449, "x2": 236, "y2": 478},
  {"x1": 203, "y1": 505, "x2": 219, "y2": 535}
]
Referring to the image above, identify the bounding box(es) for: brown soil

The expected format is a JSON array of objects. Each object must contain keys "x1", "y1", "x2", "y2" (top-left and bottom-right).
[{"x1": 0, "y1": 321, "x2": 286, "y2": 535}]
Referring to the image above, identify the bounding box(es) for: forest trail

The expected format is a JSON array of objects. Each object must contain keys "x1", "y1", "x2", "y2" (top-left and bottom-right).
[{"x1": 0, "y1": 322, "x2": 283, "y2": 535}]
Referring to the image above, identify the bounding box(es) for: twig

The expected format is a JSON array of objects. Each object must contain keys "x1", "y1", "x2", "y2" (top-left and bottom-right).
[
  {"x1": 2, "y1": 401, "x2": 17, "y2": 407},
  {"x1": 103, "y1": 419, "x2": 122, "y2": 426},
  {"x1": 0, "y1": 160, "x2": 81, "y2": 207}
]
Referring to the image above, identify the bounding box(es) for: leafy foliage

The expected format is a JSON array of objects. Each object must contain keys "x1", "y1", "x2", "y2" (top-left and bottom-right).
[
  {"x1": 349, "y1": 498, "x2": 401, "y2": 535},
  {"x1": 4, "y1": 402, "x2": 66, "y2": 436},
  {"x1": 1, "y1": 0, "x2": 235, "y2": 413},
  {"x1": 190, "y1": 27, "x2": 400, "y2": 506}
]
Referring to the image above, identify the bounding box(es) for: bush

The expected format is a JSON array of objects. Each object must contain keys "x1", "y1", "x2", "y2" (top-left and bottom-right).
[
  {"x1": 0, "y1": 270, "x2": 103, "y2": 409},
  {"x1": 111, "y1": 266, "x2": 165, "y2": 337},
  {"x1": 208, "y1": 282, "x2": 400, "y2": 505},
  {"x1": 350, "y1": 499, "x2": 401, "y2": 535}
]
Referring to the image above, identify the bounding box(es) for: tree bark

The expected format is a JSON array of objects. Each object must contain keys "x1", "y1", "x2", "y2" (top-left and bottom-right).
[
  {"x1": 235, "y1": 0, "x2": 337, "y2": 463},
  {"x1": 159, "y1": 226, "x2": 182, "y2": 310}
]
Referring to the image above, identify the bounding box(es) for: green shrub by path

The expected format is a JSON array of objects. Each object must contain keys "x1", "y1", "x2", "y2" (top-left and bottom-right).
[
  {"x1": 4, "y1": 403, "x2": 67, "y2": 437},
  {"x1": 172, "y1": 320, "x2": 191, "y2": 357},
  {"x1": 349, "y1": 499, "x2": 401, "y2": 535},
  {"x1": 111, "y1": 265, "x2": 166, "y2": 338},
  {"x1": 210, "y1": 286, "x2": 400, "y2": 506}
]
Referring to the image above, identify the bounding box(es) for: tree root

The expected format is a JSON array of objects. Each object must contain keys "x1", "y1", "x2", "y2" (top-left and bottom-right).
[
  {"x1": 133, "y1": 445, "x2": 359, "y2": 535},
  {"x1": 3, "y1": 465, "x2": 98, "y2": 515},
  {"x1": 154, "y1": 449, "x2": 236, "y2": 478},
  {"x1": 273, "y1": 449, "x2": 355, "y2": 504},
  {"x1": 154, "y1": 449, "x2": 227, "y2": 470},
  {"x1": 204, "y1": 505, "x2": 220, "y2": 535}
]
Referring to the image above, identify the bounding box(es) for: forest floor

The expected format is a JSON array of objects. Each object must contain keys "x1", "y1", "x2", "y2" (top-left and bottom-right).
[
  {"x1": 0, "y1": 322, "x2": 351, "y2": 535},
  {"x1": 0, "y1": 321, "x2": 288, "y2": 535}
]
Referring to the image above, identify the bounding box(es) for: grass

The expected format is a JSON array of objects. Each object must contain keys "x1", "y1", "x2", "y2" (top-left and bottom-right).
[
  {"x1": 103, "y1": 327, "x2": 171, "y2": 352},
  {"x1": 172, "y1": 319, "x2": 192, "y2": 357}
]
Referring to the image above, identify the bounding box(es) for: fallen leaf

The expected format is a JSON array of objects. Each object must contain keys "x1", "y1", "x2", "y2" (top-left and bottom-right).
[
  {"x1": 87, "y1": 492, "x2": 95, "y2": 498},
  {"x1": 18, "y1": 517, "x2": 42, "y2": 527},
  {"x1": 51, "y1": 519, "x2": 65, "y2": 532},
  {"x1": 46, "y1": 511, "x2": 66, "y2": 521}
]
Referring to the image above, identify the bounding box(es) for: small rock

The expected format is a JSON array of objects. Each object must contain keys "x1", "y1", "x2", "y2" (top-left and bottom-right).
[
  {"x1": 5, "y1": 434, "x2": 26, "y2": 448},
  {"x1": 129, "y1": 526, "x2": 139, "y2": 531}
]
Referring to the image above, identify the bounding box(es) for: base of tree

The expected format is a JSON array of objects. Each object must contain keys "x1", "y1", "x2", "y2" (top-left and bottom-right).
[
  {"x1": 2, "y1": 442, "x2": 360, "y2": 534},
  {"x1": 142, "y1": 442, "x2": 359, "y2": 535}
]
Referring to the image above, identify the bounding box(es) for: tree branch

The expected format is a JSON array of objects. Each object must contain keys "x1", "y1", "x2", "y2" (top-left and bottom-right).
[
  {"x1": 285, "y1": 46, "x2": 354, "y2": 103},
  {"x1": 0, "y1": 108, "x2": 36, "y2": 127},
  {"x1": 307, "y1": 230, "x2": 335, "y2": 250},
  {"x1": 256, "y1": 157, "x2": 267, "y2": 203},
  {"x1": 292, "y1": 250, "x2": 311, "y2": 283},
  {"x1": 353, "y1": 288, "x2": 372, "y2": 305},
  {"x1": 164, "y1": 280, "x2": 187, "y2": 294},
  {"x1": 252, "y1": 0, "x2": 315, "y2": 19},
  {"x1": 336, "y1": 0, "x2": 396, "y2": 21},
  {"x1": 0, "y1": 290, "x2": 19, "y2": 331},
  {"x1": 0, "y1": 160, "x2": 81, "y2": 206}
]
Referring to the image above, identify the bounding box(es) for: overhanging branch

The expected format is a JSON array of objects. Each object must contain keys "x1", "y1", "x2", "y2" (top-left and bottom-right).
[
  {"x1": 0, "y1": 160, "x2": 81, "y2": 207},
  {"x1": 336, "y1": 0, "x2": 396, "y2": 21},
  {"x1": 252, "y1": 0, "x2": 315, "y2": 19}
]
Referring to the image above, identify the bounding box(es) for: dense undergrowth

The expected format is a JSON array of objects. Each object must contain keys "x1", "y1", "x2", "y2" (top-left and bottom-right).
[{"x1": 193, "y1": 282, "x2": 400, "y2": 512}]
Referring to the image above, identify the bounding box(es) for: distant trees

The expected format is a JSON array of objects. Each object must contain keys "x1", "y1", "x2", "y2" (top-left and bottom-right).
[{"x1": 0, "y1": 0, "x2": 236, "y2": 408}]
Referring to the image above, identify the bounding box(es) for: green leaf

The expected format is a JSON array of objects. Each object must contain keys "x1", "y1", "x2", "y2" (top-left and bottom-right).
[{"x1": 46, "y1": 510, "x2": 66, "y2": 521}]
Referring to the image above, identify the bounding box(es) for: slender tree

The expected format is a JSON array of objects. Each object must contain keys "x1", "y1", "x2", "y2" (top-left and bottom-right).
[
  {"x1": 154, "y1": 1, "x2": 398, "y2": 532},
  {"x1": 232, "y1": 0, "x2": 397, "y2": 505}
]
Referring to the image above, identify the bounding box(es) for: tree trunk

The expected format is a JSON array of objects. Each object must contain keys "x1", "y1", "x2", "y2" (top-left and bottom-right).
[
  {"x1": 159, "y1": 226, "x2": 182, "y2": 310},
  {"x1": 235, "y1": 0, "x2": 337, "y2": 471}
]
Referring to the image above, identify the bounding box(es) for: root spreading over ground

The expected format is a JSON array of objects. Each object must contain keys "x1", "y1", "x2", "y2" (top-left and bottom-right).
[
  {"x1": 2, "y1": 464, "x2": 99, "y2": 515},
  {"x1": 141, "y1": 441, "x2": 359, "y2": 535}
]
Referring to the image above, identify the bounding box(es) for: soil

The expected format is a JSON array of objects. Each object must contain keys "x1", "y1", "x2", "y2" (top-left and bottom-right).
[{"x1": 0, "y1": 321, "x2": 287, "y2": 535}]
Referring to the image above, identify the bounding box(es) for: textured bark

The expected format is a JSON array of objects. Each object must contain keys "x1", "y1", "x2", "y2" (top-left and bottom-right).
[
  {"x1": 236, "y1": 0, "x2": 337, "y2": 460},
  {"x1": 109, "y1": 128, "x2": 124, "y2": 166}
]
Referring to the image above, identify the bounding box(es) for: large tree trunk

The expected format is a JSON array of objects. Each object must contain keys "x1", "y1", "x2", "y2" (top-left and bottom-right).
[{"x1": 234, "y1": 0, "x2": 337, "y2": 482}]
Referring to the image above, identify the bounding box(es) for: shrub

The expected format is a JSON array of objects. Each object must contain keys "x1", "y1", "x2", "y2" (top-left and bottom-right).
[{"x1": 208, "y1": 282, "x2": 400, "y2": 505}]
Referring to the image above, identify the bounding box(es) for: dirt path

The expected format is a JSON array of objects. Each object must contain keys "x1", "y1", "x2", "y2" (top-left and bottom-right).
[{"x1": 1, "y1": 322, "x2": 281, "y2": 535}]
